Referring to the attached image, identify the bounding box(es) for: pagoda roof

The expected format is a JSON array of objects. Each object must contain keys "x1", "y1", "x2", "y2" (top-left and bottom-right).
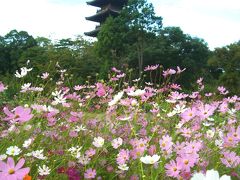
[
  {"x1": 87, "y1": 0, "x2": 127, "y2": 7},
  {"x1": 86, "y1": 7, "x2": 120, "y2": 22},
  {"x1": 84, "y1": 26, "x2": 100, "y2": 37}
]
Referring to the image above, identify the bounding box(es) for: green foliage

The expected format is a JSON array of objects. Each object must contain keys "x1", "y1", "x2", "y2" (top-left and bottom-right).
[
  {"x1": 96, "y1": 0, "x2": 162, "y2": 74},
  {"x1": 0, "y1": 30, "x2": 37, "y2": 74},
  {"x1": 208, "y1": 42, "x2": 240, "y2": 94}
]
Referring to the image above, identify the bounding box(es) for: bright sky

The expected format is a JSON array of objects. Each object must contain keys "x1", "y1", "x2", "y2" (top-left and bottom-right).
[{"x1": 0, "y1": 0, "x2": 239, "y2": 50}]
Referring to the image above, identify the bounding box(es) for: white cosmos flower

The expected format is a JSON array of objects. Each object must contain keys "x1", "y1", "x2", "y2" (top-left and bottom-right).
[
  {"x1": 132, "y1": 78, "x2": 141, "y2": 82},
  {"x1": 74, "y1": 125, "x2": 87, "y2": 132},
  {"x1": 127, "y1": 89, "x2": 145, "y2": 96},
  {"x1": 92, "y1": 136, "x2": 104, "y2": 148},
  {"x1": 68, "y1": 146, "x2": 82, "y2": 158},
  {"x1": 23, "y1": 138, "x2": 34, "y2": 148},
  {"x1": 52, "y1": 94, "x2": 66, "y2": 105},
  {"x1": 15, "y1": 67, "x2": 32, "y2": 78},
  {"x1": 0, "y1": 154, "x2": 7, "y2": 160},
  {"x1": 32, "y1": 149, "x2": 47, "y2": 160},
  {"x1": 206, "y1": 129, "x2": 215, "y2": 138},
  {"x1": 6, "y1": 146, "x2": 22, "y2": 156},
  {"x1": 21, "y1": 83, "x2": 31, "y2": 92},
  {"x1": 140, "y1": 154, "x2": 160, "y2": 164},
  {"x1": 118, "y1": 116, "x2": 131, "y2": 121},
  {"x1": 191, "y1": 169, "x2": 231, "y2": 180},
  {"x1": 41, "y1": 72, "x2": 49, "y2": 79},
  {"x1": 78, "y1": 155, "x2": 90, "y2": 165},
  {"x1": 38, "y1": 165, "x2": 51, "y2": 176},
  {"x1": 118, "y1": 164, "x2": 129, "y2": 171},
  {"x1": 108, "y1": 91, "x2": 124, "y2": 106},
  {"x1": 207, "y1": 117, "x2": 215, "y2": 122},
  {"x1": 131, "y1": 99, "x2": 138, "y2": 106}
]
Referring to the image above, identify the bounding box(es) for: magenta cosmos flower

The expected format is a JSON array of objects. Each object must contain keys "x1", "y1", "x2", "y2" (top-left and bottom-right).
[
  {"x1": 3, "y1": 106, "x2": 33, "y2": 123},
  {"x1": 0, "y1": 157, "x2": 30, "y2": 180}
]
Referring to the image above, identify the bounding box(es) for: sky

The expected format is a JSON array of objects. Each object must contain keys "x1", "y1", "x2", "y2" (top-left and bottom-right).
[{"x1": 0, "y1": 0, "x2": 240, "y2": 50}]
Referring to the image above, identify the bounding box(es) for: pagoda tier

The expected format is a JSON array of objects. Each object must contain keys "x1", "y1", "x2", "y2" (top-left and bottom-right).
[
  {"x1": 87, "y1": 0, "x2": 127, "y2": 8},
  {"x1": 85, "y1": 0, "x2": 127, "y2": 37},
  {"x1": 86, "y1": 6, "x2": 120, "y2": 23},
  {"x1": 84, "y1": 26, "x2": 100, "y2": 37}
]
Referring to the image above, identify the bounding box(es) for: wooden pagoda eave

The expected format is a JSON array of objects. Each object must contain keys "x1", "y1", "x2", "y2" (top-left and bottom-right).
[
  {"x1": 87, "y1": 0, "x2": 128, "y2": 7},
  {"x1": 86, "y1": 0, "x2": 109, "y2": 7},
  {"x1": 84, "y1": 26, "x2": 101, "y2": 37},
  {"x1": 85, "y1": 8, "x2": 120, "y2": 22}
]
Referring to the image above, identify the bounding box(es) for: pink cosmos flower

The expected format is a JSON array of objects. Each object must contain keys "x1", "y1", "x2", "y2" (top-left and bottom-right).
[
  {"x1": 220, "y1": 151, "x2": 240, "y2": 168},
  {"x1": 159, "y1": 135, "x2": 173, "y2": 152},
  {"x1": 163, "y1": 69, "x2": 176, "y2": 77},
  {"x1": 179, "y1": 128, "x2": 192, "y2": 138},
  {"x1": 85, "y1": 148, "x2": 96, "y2": 157},
  {"x1": 111, "y1": 67, "x2": 121, "y2": 73},
  {"x1": 110, "y1": 77, "x2": 119, "y2": 81},
  {"x1": 218, "y1": 86, "x2": 229, "y2": 95},
  {"x1": 116, "y1": 149, "x2": 130, "y2": 165},
  {"x1": 170, "y1": 83, "x2": 182, "y2": 90},
  {"x1": 168, "y1": 91, "x2": 188, "y2": 102},
  {"x1": 165, "y1": 160, "x2": 181, "y2": 178},
  {"x1": 197, "y1": 104, "x2": 216, "y2": 120},
  {"x1": 130, "y1": 147, "x2": 144, "y2": 160},
  {"x1": 184, "y1": 141, "x2": 202, "y2": 154},
  {"x1": 3, "y1": 106, "x2": 33, "y2": 124},
  {"x1": 0, "y1": 82, "x2": 7, "y2": 92},
  {"x1": 174, "y1": 141, "x2": 186, "y2": 155},
  {"x1": 148, "y1": 145, "x2": 157, "y2": 156},
  {"x1": 218, "y1": 101, "x2": 229, "y2": 113},
  {"x1": 144, "y1": 64, "x2": 159, "y2": 71},
  {"x1": 223, "y1": 133, "x2": 238, "y2": 147},
  {"x1": 74, "y1": 85, "x2": 86, "y2": 91},
  {"x1": 176, "y1": 154, "x2": 195, "y2": 172},
  {"x1": 96, "y1": 83, "x2": 106, "y2": 97},
  {"x1": 111, "y1": 137, "x2": 123, "y2": 149},
  {"x1": 84, "y1": 168, "x2": 96, "y2": 179},
  {"x1": 0, "y1": 157, "x2": 30, "y2": 180},
  {"x1": 116, "y1": 73, "x2": 125, "y2": 78},
  {"x1": 180, "y1": 108, "x2": 197, "y2": 124}
]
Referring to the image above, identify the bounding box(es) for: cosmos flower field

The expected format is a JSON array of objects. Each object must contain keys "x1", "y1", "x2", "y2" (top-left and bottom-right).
[{"x1": 0, "y1": 63, "x2": 239, "y2": 180}]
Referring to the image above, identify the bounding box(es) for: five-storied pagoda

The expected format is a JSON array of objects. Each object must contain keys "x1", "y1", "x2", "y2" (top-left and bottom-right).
[{"x1": 84, "y1": 0, "x2": 128, "y2": 37}]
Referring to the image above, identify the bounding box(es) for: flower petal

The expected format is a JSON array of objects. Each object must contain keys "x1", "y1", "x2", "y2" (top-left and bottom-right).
[
  {"x1": 3, "y1": 107, "x2": 14, "y2": 117},
  {"x1": 7, "y1": 157, "x2": 15, "y2": 169},
  {"x1": 0, "y1": 160, "x2": 8, "y2": 171},
  {"x1": 14, "y1": 167, "x2": 30, "y2": 179},
  {"x1": 15, "y1": 158, "x2": 25, "y2": 171}
]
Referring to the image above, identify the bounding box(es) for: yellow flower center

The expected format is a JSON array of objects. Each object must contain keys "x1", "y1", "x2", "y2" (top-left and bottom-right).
[{"x1": 8, "y1": 169, "x2": 15, "y2": 174}]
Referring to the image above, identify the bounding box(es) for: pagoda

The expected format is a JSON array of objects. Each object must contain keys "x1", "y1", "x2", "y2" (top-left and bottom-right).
[{"x1": 84, "y1": 0, "x2": 128, "y2": 37}]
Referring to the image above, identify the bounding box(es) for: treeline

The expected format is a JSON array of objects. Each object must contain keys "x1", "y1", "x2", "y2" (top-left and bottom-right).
[{"x1": 0, "y1": 0, "x2": 239, "y2": 94}]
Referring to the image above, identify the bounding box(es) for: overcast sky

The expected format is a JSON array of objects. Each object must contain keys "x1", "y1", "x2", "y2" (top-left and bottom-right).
[{"x1": 0, "y1": 0, "x2": 239, "y2": 50}]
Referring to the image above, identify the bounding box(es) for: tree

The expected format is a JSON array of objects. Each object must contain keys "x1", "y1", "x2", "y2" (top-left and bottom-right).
[
  {"x1": 208, "y1": 43, "x2": 240, "y2": 94},
  {"x1": 123, "y1": 0, "x2": 162, "y2": 73},
  {"x1": 0, "y1": 30, "x2": 37, "y2": 73},
  {"x1": 96, "y1": 0, "x2": 162, "y2": 75}
]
